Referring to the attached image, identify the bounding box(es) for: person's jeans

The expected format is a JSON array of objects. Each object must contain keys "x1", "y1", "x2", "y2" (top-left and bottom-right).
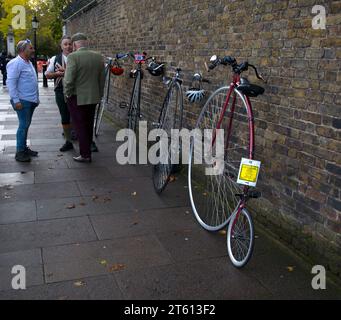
[{"x1": 11, "y1": 99, "x2": 38, "y2": 152}]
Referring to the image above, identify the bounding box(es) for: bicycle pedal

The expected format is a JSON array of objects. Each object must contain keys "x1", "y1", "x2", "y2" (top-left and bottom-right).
[{"x1": 248, "y1": 190, "x2": 262, "y2": 199}]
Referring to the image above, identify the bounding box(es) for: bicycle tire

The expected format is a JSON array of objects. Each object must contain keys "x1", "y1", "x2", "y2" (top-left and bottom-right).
[
  {"x1": 152, "y1": 81, "x2": 183, "y2": 194},
  {"x1": 128, "y1": 71, "x2": 141, "y2": 133},
  {"x1": 94, "y1": 65, "x2": 111, "y2": 137},
  {"x1": 188, "y1": 86, "x2": 252, "y2": 231},
  {"x1": 94, "y1": 100, "x2": 105, "y2": 137},
  {"x1": 227, "y1": 207, "x2": 254, "y2": 268}
]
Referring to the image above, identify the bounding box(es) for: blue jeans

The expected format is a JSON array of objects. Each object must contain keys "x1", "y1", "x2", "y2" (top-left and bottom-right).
[{"x1": 11, "y1": 99, "x2": 38, "y2": 152}]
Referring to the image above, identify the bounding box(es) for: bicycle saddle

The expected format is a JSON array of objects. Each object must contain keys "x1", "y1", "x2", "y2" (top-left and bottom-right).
[{"x1": 237, "y1": 77, "x2": 265, "y2": 97}]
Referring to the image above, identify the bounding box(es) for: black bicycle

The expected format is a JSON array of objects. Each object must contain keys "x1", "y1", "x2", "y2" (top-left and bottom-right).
[
  {"x1": 94, "y1": 55, "x2": 124, "y2": 137},
  {"x1": 152, "y1": 69, "x2": 209, "y2": 194},
  {"x1": 120, "y1": 52, "x2": 164, "y2": 133}
]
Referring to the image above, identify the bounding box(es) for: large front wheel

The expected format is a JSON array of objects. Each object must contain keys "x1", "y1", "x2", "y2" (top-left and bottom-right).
[
  {"x1": 188, "y1": 86, "x2": 252, "y2": 231},
  {"x1": 94, "y1": 100, "x2": 105, "y2": 137},
  {"x1": 153, "y1": 81, "x2": 183, "y2": 194}
]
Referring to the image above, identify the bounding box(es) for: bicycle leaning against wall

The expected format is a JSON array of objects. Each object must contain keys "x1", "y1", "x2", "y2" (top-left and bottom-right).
[
  {"x1": 93, "y1": 55, "x2": 125, "y2": 137},
  {"x1": 120, "y1": 52, "x2": 164, "y2": 133},
  {"x1": 188, "y1": 54, "x2": 266, "y2": 268},
  {"x1": 152, "y1": 68, "x2": 209, "y2": 194}
]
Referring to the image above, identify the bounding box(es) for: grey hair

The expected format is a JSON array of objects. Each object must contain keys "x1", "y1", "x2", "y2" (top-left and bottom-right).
[
  {"x1": 16, "y1": 40, "x2": 31, "y2": 53},
  {"x1": 60, "y1": 35, "x2": 71, "y2": 44}
]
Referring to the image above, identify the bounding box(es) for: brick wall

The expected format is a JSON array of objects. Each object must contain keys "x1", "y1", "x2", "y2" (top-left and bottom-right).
[{"x1": 64, "y1": 0, "x2": 341, "y2": 279}]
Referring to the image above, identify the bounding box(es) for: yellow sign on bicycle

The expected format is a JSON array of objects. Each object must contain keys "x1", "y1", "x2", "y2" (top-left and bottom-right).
[{"x1": 237, "y1": 158, "x2": 261, "y2": 187}]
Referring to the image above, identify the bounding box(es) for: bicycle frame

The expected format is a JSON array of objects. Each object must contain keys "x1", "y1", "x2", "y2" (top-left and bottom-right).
[
  {"x1": 157, "y1": 69, "x2": 183, "y2": 125},
  {"x1": 128, "y1": 63, "x2": 143, "y2": 127},
  {"x1": 215, "y1": 73, "x2": 256, "y2": 219}
]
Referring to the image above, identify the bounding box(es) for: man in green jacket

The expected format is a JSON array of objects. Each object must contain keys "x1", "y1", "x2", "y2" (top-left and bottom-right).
[{"x1": 64, "y1": 33, "x2": 105, "y2": 163}]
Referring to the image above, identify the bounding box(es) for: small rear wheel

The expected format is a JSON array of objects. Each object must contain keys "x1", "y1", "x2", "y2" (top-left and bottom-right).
[{"x1": 227, "y1": 208, "x2": 254, "y2": 268}]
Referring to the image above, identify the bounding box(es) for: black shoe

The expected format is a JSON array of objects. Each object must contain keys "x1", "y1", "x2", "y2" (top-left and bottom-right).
[
  {"x1": 24, "y1": 147, "x2": 38, "y2": 157},
  {"x1": 73, "y1": 156, "x2": 92, "y2": 163},
  {"x1": 91, "y1": 142, "x2": 99, "y2": 153},
  {"x1": 60, "y1": 141, "x2": 74, "y2": 152},
  {"x1": 15, "y1": 151, "x2": 31, "y2": 162}
]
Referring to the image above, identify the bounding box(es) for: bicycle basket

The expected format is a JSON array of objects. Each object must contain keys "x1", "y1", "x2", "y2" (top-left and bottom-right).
[
  {"x1": 147, "y1": 61, "x2": 164, "y2": 77},
  {"x1": 110, "y1": 59, "x2": 124, "y2": 76},
  {"x1": 111, "y1": 66, "x2": 124, "y2": 76}
]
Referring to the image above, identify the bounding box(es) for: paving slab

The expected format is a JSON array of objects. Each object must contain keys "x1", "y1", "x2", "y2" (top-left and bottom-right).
[
  {"x1": 0, "y1": 200, "x2": 37, "y2": 224},
  {"x1": 114, "y1": 258, "x2": 273, "y2": 300},
  {"x1": 0, "y1": 171, "x2": 35, "y2": 187},
  {"x1": 36, "y1": 195, "x2": 133, "y2": 220},
  {"x1": 34, "y1": 167, "x2": 113, "y2": 184},
  {"x1": 0, "y1": 181, "x2": 81, "y2": 203},
  {"x1": 0, "y1": 216, "x2": 97, "y2": 253},
  {"x1": 0, "y1": 249, "x2": 42, "y2": 267},
  {"x1": 43, "y1": 235, "x2": 172, "y2": 283},
  {"x1": 0, "y1": 275, "x2": 123, "y2": 300},
  {"x1": 0, "y1": 158, "x2": 69, "y2": 173},
  {"x1": 0, "y1": 265, "x2": 44, "y2": 291},
  {"x1": 90, "y1": 207, "x2": 196, "y2": 240}
]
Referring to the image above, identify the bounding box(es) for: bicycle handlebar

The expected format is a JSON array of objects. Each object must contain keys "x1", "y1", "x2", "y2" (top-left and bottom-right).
[{"x1": 205, "y1": 55, "x2": 266, "y2": 83}]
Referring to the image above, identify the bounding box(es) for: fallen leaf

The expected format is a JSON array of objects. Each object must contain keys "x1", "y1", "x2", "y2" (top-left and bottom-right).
[
  {"x1": 109, "y1": 264, "x2": 126, "y2": 272},
  {"x1": 103, "y1": 197, "x2": 112, "y2": 203},
  {"x1": 185, "y1": 238, "x2": 189, "y2": 241},
  {"x1": 131, "y1": 192, "x2": 137, "y2": 196},
  {"x1": 202, "y1": 192, "x2": 208, "y2": 196},
  {"x1": 100, "y1": 260, "x2": 107, "y2": 265},
  {"x1": 219, "y1": 230, "x2": 227, "y2": 236},
  {"x1": 92, "y1": 195, "x2": 99, "y2": 201},
  {"x1": 74, "y1": 281, "x2": 85, "y2": 287},
  {"x1": 168, "y1": 175, "x2": 176, "y2": 183},
  {"x1": 287, "y1": 266, "x2": 295, "y2": 272},
  {"x1": 66, "y1": 204, "x2": 76, "y2": 209}
]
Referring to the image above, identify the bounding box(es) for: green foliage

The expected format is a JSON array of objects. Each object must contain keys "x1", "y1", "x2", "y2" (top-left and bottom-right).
[{"x1": 0, "y1": 0, "x2": 72, "y2": 56}]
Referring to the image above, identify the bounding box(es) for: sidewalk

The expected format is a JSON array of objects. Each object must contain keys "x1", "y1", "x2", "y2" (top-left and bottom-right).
[{"x1": 0, "y1": 84, "x2": 340, "y2": 300}]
